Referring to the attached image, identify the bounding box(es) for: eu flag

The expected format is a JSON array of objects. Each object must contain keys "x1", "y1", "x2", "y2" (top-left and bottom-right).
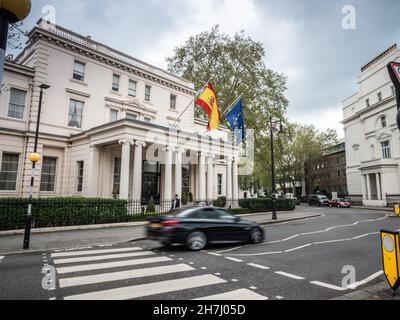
[{"x1": 226, "y1": 98, "x2": 246, "y2": 145}]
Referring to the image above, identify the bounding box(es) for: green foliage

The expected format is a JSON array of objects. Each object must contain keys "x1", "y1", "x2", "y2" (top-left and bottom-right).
[
  {"x1": 239, "y1": 198, "x2": 295, "y2": 213},
  {"x1": 146, "y1": 198, "x2": 156, "y2": 213},
  {"x1": 188, "y1": 192, "x2": 194, "y2": 203},
  {"x1": 213, "y1": 196, "x2": 227, "y2": 208},
  {"x1": 0, "y1": 198, "x2": 130, "y2": 231},
  {"x1": 230, "y1": 208, "x2": 250, "y2": 215},
  {"x1": 181, "y1": 192, "x2": 189, "y2": 205}
]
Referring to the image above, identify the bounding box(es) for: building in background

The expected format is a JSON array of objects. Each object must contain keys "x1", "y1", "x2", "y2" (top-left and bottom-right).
[
  {"x1": 0, "y1": 19, "x2": 241, "y2": 205},
  {"x1": 343, "y1": 44, "x2": 400, "y2": 207}
]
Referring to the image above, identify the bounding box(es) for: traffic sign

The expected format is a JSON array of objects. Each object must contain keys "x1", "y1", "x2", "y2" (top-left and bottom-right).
[{"x1": 381, "y1": 230, "x2": 400, "y2": 291}]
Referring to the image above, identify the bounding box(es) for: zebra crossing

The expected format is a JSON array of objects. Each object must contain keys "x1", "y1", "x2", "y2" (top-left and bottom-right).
[{"x1": 49, "y1": 245, "x2": 268, "y2": 300}]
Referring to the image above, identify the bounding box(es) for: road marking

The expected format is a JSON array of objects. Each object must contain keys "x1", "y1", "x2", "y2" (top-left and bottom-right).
[
  {"x1": 347, "y1": 271, "x2": 384, "y2": 290},
  {"x1": 195, "y1": 289, "x2": 268, "y2": 301},
  {"x1": 225, "y1": 257, "x2": 243, "y2": 263},
  {"x1": 51, "y1": 247, "x2": 143, "y2": 258},
  {"x1": 276, "y1": 296, "x2": 284, "y2": 300},
  {"x1": 313, "y1": 239, "x2": 352, "y2": 245},
  {"x1": 54, "y1": 251, "x2": 155, "y2": 265},
  {"x1": 64, "y1": 275, "x2": 226, "y2": 300},
  {"x1": 226, "y1": 251, "x2": 283, "y2": 257},
  {"x1": 231, "y1": 279, "x2": 239, "y2": 282},
  {"x1": 284, "y1": 244, "x2": 312, "y2": 253},
  {"x1": 250, "y1": 286, "x2": 258, "y2": 290},
  {"x1": 275, "y1": 272, "x2": 305, "y2": 280},
  {"x1": 0, "y1": 256, "x2": 4, "y2": 262},
  {"x1": 56, "y1": 256, "x2": 172, "y2": 275},
  {"x1": 59, "y1": 264, "x2": 195, "y2": 288},
  {"x1": 206, "y1": 252, "x2": 222, "y2": 256},
  {"x1": 247, "y1": 263, "x2": 270, "y2": 270},
  {"x1": 310, "y1": 281, "x2": 347, "y2": 291}
]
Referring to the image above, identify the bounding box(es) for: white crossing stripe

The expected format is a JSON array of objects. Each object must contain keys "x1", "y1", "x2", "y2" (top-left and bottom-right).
[
  {"x1": 57, "y1": 256, "x2": 173, "y2": 275},
  {"x1": 54, "y1": 251, "x2": 155, "y2": 265},
  {"x1": 51, "y1": 247, "x2": 143, "y2": 258},
  {"x1": 275, "y1": 271, "x2": 305, "y2": 280},
  {"x1": 195, "y1": 289, "x2": 268, "y2": 300},
  {"x1": 225, "y1": 257, "x2": 243, "y2": 263},
  {"x1": 247, "y1": 263, "x2": 270, "y2": 270},
  {"x1": 59, "y1": 264, "x2": 195, "y2": 288},
  {"x1": 310, "y1": 281, "x2": 346, "y2": 291},
  {"x1": 0, "y1": 256, "x2": 4, "y2": 262},
  {"x1": 64, "y1": 274, "x2": 226, "y2": 300}
]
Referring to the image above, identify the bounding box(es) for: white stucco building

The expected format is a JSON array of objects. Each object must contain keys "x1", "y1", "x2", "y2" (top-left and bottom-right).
[
  {"x1": 343, "y1": 44, "x2": 400, "y2": 207},
  {"x1": 0, "y1": 19, "x2": 241, "y2": 205}
]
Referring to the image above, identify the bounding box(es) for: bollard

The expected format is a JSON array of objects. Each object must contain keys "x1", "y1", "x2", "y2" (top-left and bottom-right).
[{"x1": 381, "y1": 230, "x2": 400, "y2": 295}]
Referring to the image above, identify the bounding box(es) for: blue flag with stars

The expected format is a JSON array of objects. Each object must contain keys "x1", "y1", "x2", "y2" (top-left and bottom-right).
[{"x1": 226, "y1": 98, "x2": 246, "y2": 145}]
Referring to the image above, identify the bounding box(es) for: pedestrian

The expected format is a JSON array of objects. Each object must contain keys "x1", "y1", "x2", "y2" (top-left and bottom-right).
[{"x1": 170, "y1": 194, "x2": 181, "y2": 211}]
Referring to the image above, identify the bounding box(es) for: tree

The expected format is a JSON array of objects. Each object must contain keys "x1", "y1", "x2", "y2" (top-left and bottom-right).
[{"x1": 7, "y1": 23, "x2": 28, "y2": 51}]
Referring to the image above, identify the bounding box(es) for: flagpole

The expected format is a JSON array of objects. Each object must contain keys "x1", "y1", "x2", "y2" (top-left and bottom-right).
[
  {"x1": 175, "y1": 77, "x2": 212, "y2": 125},
  {"x1": 220, "y1": 94, "x2": 243, "y2": 119}
]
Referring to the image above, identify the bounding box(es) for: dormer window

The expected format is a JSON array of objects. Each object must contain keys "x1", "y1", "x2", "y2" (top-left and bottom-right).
[{"x1": 381, "y1": 116, "x2": 387, "y2": 128}]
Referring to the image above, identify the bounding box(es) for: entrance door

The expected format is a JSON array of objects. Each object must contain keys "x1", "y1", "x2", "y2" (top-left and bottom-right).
[{"x1": 142, "y1": 173, "x2": 159, "y2": 202}]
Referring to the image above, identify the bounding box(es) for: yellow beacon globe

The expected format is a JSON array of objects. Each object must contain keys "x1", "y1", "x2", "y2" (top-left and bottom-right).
[
  {"x1": 28, "y1": 153, "x2": 41, "y2": 163},
  {"x1": 0, "y1": 0, "x2": 32, "y2": 23}
]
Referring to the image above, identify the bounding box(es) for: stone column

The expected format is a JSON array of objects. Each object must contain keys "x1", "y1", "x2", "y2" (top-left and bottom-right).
[
  {"x1": 206, "y1": 154, "x2": 214, "y2": 203},
  {"x1": 132, "y1": 141, "x2": 146, "y2": 201},
  {"x1": 119, "y1": 139, "x2": 132, "y2": 199},
  {"x1": 88, "y1": 146, "x2": 100, "y2": 197},
  {"x1": 361, "y1": 174, "x2": 367, "y2": 201},
  {"x1": 163, "y1": 146, "x2": 172, "y2": 201},
  {"x1": 199, "y1": 153, "x2": 206, "y2": 202},
  {"x1": 226, "y1": 157, "x2": 233, "y2": 207},
  {"x1": 376, "y1": 173, "x2": 382, "y2": 201},
  {"x1": 366, "y1": 174, "x2": 372, "y2": 201},
  {"x1": 232, "y1": 157, "x2": 239, "y2": 208},
  {"x1": 174, "y1": 148, "x2": 183, "y2": 198}
]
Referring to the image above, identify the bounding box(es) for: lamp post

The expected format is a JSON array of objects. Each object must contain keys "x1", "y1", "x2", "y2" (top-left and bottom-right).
[
  {"x1": 23, "y1": 84, "x2": 51, "y2": 250},
  {"x1": 0, "y1": 0, "x2": 31, "y2": 89},
  {"x1": 270, "y1": 116, "x2": 283, "y2": 220}
]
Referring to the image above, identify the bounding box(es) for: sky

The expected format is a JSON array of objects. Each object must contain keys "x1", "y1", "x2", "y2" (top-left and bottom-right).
[{"x1": 10, "y1": 0, "x2": 400, "y2": 138}]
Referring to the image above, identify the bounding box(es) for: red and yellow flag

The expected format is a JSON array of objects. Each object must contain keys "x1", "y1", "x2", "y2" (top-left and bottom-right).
[{"x1": 195, "y1": 83, "x2": 221, "y2": 131}]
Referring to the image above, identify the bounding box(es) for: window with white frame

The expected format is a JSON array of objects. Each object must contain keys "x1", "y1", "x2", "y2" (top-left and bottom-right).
[
  {"x1": 0, "y1": 153, "x2": 19, "y2": 191},
  {"x1": 170, "y1": 94, "x2": 177, "y2": 110},
  {"x1": 110, "y1": 109, "x2": 118, "y2": 122},
  {"x1": 68, "y1": 99, "x2": 84, "y2": 128},
  {"x1": 218, "y1": 174, "x2": 223, "y2": 195},
  {"x1": 145, "y1": 85, "x2": 151, "y2": 101},
  {"x1": 112, "y1": 74, "x2": 120, "y2": 92},
  {"x1": 8, "y1": 88, "x2": 27, "y2": 119},
  {"x1": 381, "y1": 141, "x2": 391, "y2": 159},
  {"x1": 128, "y1": 79, "x2": 137, "y2": 97},
  {"x1": 76, "y1": 161, "x2": 84, "y2": 192},
  {"x1": 113, "y1": 157, "x2": 121, "y2": 195},
  {"x1": 73, "y1": 60, "x2": 86, "y2": 81},
  {"x1": 126, "y1": 112, "x2": 138, "y2": 120},
  {"x1": 40, "y1": 157, "x2": 57, "y2": 192}
]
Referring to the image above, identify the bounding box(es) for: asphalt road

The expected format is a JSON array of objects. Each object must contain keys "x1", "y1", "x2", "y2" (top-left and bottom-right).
[{"x1": 1, "y1": 206, "x2": 399, "y2": 300}]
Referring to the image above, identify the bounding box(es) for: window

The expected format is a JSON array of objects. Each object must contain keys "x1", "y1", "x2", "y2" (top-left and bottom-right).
[
  {"x1": 110, "y1": 109, "x2": 118, "y2": 122},
  {"x1": 126, "y1": 113, "x2": 138, "y2": 120},
  {"x1": 73, "y1": 61, "x2": 86, "y2": 81},
  {"x1": 8, "y1": 88, "x2": 26, "y2": 119},
  {"x1": 366, "y1": 99, "x2": 370, "y2": 107},
  {"x1": 112, "y1": 74, "x2": 120, "y2": 92},
  {"x1": 145, "y1": 85, "x2": 151, "y2": 101},
  {"x1": 144, "y1": 117, "x2": 152, "y2": 123},
  {"x1": 170, "y1": 94, "x2": 177, "y2": 110},
  {"x1": 40, "y1": 157, "x2": 57, "y2": 192},
  {"x1": 68, "y1": 99, "x2": 84, "y2": 128},
  {"x1": 381, "y1": 116, "x2": 387, "y2": 128},
  {"x1": 76, "y1": 161, "x2": 84, "y2": 192},
  {"x1": 218, "y1": 174, "x2": 222, "y2": 195},
  {"x1": 128, "y1": 80, "x2": 137, "y2": 97},
  {"x1": 337, "y1": 171, "x2": 341, "y2": 178},
  {"x1": 0, "y1": 153, "x2": 19, "y2": 191},
  {"x1": 113, "y1": 158, "x2": 121, "y2": 195},
  {"x1": 377, "y1": 92, "x2": 382, "y2": 102},
  {"x1": 382, "y1": 141, "x2": 391, "y2": 159}
]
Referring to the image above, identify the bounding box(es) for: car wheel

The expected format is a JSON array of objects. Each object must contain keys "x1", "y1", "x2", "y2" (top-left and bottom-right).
[
  {"x1": 250, "y1": 228, "x2": 264, "y2": 244},
  {"x1": 161, "y1": 240, "x2": 171, "y2": 247},
  {"x1": 187, "y1": 231, "x2": 207, "y2": 251}
]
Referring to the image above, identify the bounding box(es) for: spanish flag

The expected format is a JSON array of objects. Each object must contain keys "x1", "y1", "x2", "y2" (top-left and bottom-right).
[{"x1": 195, "y1": 83, "x2": 221, "y2": 131}]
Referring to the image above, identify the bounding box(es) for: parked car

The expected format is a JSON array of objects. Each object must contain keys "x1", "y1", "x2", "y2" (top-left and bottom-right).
[
  {"x1": 146, "y1": 206, "x2": 265, "y2": 251},
  {"x1": 308, "y1": 195, "x2": 331, "y2": 207},
  {"x1": 330, "y1": 198, "x2": 352, "y2": 208},
  {"x1": 287, "y1": 196, "x2": 301, "y2": 205}
]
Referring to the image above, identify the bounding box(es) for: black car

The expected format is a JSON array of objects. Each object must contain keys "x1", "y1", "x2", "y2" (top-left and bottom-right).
[
  {"x1": 308, "y1": 195, "x2": 330, "y2": 207},
  {"x1": 146, "y1": 207, "x2": 265, "y2": 251}
]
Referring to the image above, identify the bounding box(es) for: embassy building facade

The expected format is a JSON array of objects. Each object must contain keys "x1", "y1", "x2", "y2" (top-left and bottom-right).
[
  {"x1": 0, "y1": 19, "x2": 242, "y2": 205},
  {"x1": 343, "y1": 44, "x2": 400, "y2": 207}
]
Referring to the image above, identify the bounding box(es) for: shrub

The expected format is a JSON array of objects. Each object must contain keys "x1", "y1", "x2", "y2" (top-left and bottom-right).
[
  {"x1": 188, "y1": 192, "x2": 194, "y2": 203},
  {"x1": 213, "y1": 196, "x2": 227, "y2": 208},
  {"x1": 181, "y1": 193, "x2": 188, "y2": 205},
  {"x1": 146, "y1": 197, "x2": 156, "y2": 213},
  {"x1": 230, "y1": 208, "x2": 250, "y2": 215},
  {"x1": 239, "y1": 198, "x2": 295, "y2": 213}
]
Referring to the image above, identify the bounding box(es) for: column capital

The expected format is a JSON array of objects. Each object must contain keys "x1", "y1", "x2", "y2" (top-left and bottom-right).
[
  {"x1": 119, "y1": 138, "x2": 134, "y2": 146},
  {"x1": 162, "y1": 145, "x2": 172, "y2": 152},
  {"x1": 225, "y1": 156, "x2": 233, "y2": 164},
  {"x1": 135, "y1": 141, "x2": 146, "y2": 148}
]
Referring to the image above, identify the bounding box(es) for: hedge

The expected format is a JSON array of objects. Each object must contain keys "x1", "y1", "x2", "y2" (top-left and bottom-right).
[
  {"x1": 239, "y1": 198, "x2": 295, "y2": 213},
  {"x1": 0, "y1": 198, "x2": 131, "y2": 231}
]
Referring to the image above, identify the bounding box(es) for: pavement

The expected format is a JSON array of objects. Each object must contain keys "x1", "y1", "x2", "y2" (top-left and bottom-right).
[{"x1": 0, "y1": 209, "x2": 320, "y2": 256}]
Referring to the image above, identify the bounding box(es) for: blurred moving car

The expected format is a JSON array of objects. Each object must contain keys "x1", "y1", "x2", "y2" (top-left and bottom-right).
[
  {"x1": 308, "y1": 195, "x2": 331, "y2": 207},
  {"x1": 146, "y1": 207, "x2": 265, "y2": 251},
  {"x1": 330, "y1": 198, "x2": 352, "y2": 208}
]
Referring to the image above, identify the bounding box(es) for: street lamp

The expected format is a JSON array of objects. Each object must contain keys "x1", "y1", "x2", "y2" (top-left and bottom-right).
[
  {"x1": 0, "y1": 0, "x2": 31, "y2": 89},
  {"x1": 23, "y1": 83, "x2": 51, "y2": 250},
  {"x1": 270, "y1": 116, "x2": 284, "y2": 220}
]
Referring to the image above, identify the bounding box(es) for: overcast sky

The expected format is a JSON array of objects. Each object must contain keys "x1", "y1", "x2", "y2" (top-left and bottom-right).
[{"x1": 12, "y1": 0, "x2": 400, "y2": 138}]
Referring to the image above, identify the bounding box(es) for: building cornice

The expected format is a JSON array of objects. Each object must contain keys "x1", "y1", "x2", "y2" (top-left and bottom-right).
[{"x1": 4, "y1": 61, "x2": 35, "y2": 78}]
